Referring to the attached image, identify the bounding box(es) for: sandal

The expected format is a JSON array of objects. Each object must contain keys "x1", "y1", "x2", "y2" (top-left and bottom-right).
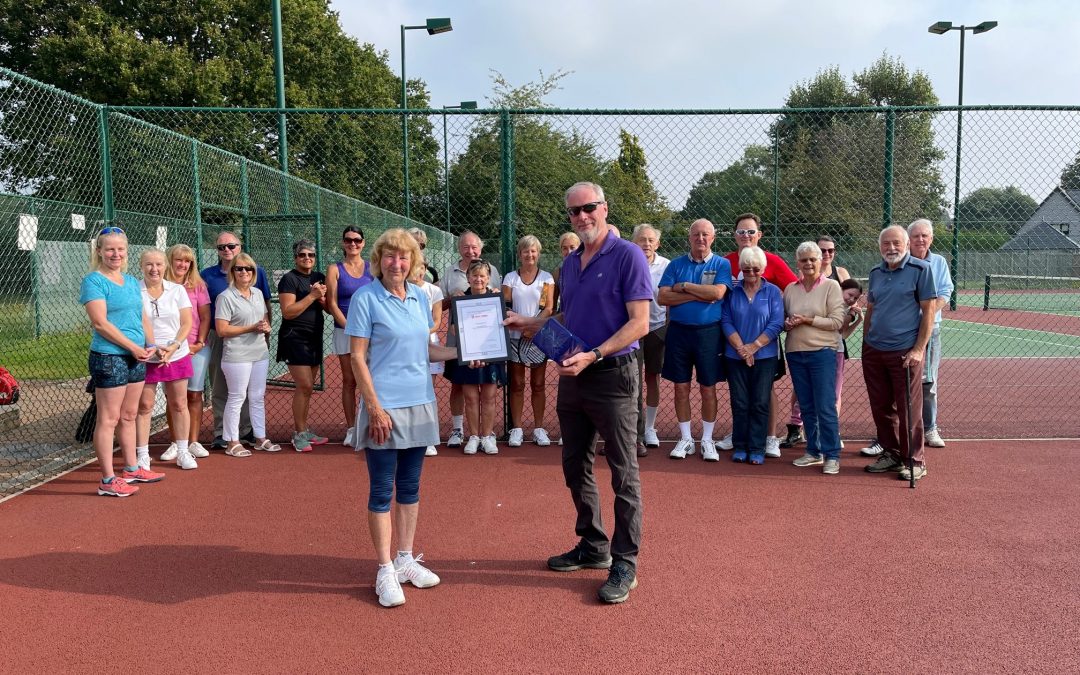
[
  {"x1": 749, "y1": 452, "x2": 765, "y2": 465},
  {"x1": 254, "y1": 439, "x2": 282, "y2": 453},
  {"x1": 225, "y1": 443, "x2": 251, "y2": 458},
  {"x1": 732, "y1": 450, "x2": 747, "y2": 463}
]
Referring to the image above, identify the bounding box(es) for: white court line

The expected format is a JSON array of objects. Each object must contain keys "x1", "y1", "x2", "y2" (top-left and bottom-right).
[{"x1": 943, "y1": 319, "x2": 1080, "y2": 350}]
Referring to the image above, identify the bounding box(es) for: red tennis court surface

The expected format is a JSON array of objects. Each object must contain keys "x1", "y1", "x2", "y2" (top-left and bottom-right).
[{"x1": 2, "y1": 439, "x2": 1078, "y2": 672}]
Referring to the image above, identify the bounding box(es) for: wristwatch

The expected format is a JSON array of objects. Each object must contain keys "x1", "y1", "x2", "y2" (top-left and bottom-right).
[{"x1": 591, "y1": 348, "x2": 603, "y2": 363}]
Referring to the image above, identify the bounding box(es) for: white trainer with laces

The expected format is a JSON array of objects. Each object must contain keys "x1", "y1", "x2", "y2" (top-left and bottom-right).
[
  {"x1": 508, "y1": 427, "x2": 524, "y2": 447},
  {"x1": 717, "y1": 433, "x2": 734, "y2": 451},
  {"x1": 925, "y1": 428, "x2": 946, "y2": 448},
  {"x1": 481, "y1": 434, "x2": 499, "y2": 455},
  {"x1": 189, "y1": 441, "x2": 209, "y2": 458},
  {"x1": 533, "y1": 428, "x2": 551, "y2": 446},
  {"x1": 159, "y1": 443, "x2": 178, "y2": 462},
  {"x1": 670, "y1": 438, "x2": 694, "y2": 459},
  {"x1": 394, "y1": 553, "x2": 441, "y2": 588},
  {"x1": 463, "y1": 436, "x2": 479, "y2": 455},
  {"x1": 425, "y1": 446, "x2": 438, "y2": 456},
  {"x1": 376, "y1": 564, "x2": 405, "y2": 607},
  {"x1": 860, "y1": 440, "x2": 884, "y2": 457},
  {"x1": 701, "y1": 438, "x2": 720, "y2": 462},
  {"x1": 643, "y1": 428, "x2": 660, "y2": 448},
  {"x1": 446, "y1": 429, "x2": 465, "y2": 448},
  {"x1": 176, "y1": 451, "x2": 198, "y2": 470},
  {"x1": 343, "y1": 427, "x2": 355, "y2": 448},
  {"x1": 765, "y1": 436, "x2": 782, "y2": 458},
  {"x1": 136, "y1": 453, "x2": 151, "y2": 471}
]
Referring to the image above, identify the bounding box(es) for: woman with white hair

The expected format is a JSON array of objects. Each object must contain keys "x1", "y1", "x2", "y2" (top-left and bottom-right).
[{"x1": 783, "y1": 241, "x2": 846, "y2": 475}]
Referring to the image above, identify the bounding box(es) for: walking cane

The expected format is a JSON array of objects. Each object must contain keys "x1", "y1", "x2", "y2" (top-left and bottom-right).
[{"x1": 904, "y1": 365, "x2": 916, "y2": 490}]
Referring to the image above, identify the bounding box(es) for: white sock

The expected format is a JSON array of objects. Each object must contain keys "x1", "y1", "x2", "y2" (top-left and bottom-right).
[
  {"x1": 645, "y1": 406, "x2": 658, "y2": 430},
  {"x1": 678, "y1": 421, "x2": 692, "y2": 440},
  {"x1": 176, "y1": 440, "x2": 189, "y2": 452},
  {"x1": 701, "y1": 419, "x2": 715, "y2": 441},
  {"x1": 136, "y1": 445, "x2": 149, "y2": 457},
  {"x1": 452, "y1": 415, "x2": 463, "y2": 431}
]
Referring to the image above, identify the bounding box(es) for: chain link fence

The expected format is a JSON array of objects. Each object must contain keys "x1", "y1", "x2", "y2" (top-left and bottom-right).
[{"x1": 3, "y1": 66, "x2": 1079, "y2": 495}]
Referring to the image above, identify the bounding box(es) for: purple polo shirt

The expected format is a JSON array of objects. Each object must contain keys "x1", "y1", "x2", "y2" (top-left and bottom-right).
[{"x1": 559, "y1": 231, "x2": 653, "y2": 357}]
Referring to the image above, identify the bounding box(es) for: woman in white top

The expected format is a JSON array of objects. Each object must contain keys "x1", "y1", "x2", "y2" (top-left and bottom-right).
[
  {"x1": 135, "y1": 249, "x2": 196, "y2": 470},
  {"x1": 410, "y1": 254, "x2": 445, "y2": 457},
  {"x1": 501, "y1": 235, "x2": 555, "y2": 447}
]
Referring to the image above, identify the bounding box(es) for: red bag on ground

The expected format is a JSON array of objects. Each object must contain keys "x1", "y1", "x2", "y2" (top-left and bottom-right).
[{"x1": 0, "y1": 366, "x2": 20, "y2": 405}]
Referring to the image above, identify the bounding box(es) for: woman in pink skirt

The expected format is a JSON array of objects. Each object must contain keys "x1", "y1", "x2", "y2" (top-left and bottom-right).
[{"x1": 135, "y1": 248, "x2": 196, "y2": 469}]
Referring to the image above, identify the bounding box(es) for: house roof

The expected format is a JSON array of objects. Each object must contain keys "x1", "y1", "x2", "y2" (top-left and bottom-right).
[{"x1": 999, "y1": 186, "x2": 1080, "y2": 251}]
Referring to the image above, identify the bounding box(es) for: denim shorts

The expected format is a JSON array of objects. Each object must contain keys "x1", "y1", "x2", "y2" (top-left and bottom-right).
[
  {"x1": 88, "y1": 351, "x2": 146, "y2": 389},
  {"x1": 188, "y1": 347, "x2": 211, "y2": 392}
]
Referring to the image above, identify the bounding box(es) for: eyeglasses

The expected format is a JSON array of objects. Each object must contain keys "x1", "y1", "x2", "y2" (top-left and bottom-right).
[
  {"x1": 566, "y1": 201, "x2": 604, "y2": 217},
  {"x1": 149, "y1": 298, "x2": 160, "y2": 317},
  {"x1": 233, "y1": 266, "x2": 254, "y2": 273},
  {"x1": 735, "y1": 229, "x2": 758, "y2": 236},
  {"x1": 343, "y1": 237, "x2": 363, "y2": 245},
  {"x1": 296, "y1": 252, "x2": 316, "y2": 259},
  {"x1": 216, "y1": 243, "x2": 239, "y2": 251},
  {"x1": 99, "y1": 226, "x2": 125, "y2": 235}
]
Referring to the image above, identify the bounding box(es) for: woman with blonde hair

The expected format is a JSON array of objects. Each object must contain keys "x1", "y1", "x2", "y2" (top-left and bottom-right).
[
  {"x1": 215, "y1": 252, "x2": 280, "y2": 456},
  {"x1": 165, "y1": 243, "x2": 211, "y2": 460},
  {"x1": 326, "y1": 225, "x2": 374, "y2": 447},
  {"x1": 80, "y1": 226, "x2": 165, "y2": 496}
]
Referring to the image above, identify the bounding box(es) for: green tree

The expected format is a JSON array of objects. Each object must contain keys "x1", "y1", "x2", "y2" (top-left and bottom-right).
[
  {"x1": 680, "y1": 145, "x2": 774, "y2": 228},
  {"x1": 958, "y1": 186, "x2": 1038, "y2": 234},
  {"x1": 771, "y1": 54, "x2": 946, "y2": 246},
  {"x1": 1061, "y1": 151, "x2": 1080, "y2": 190},
  {"x1": 601, "y1": 130, "x2": 671, "y2": 228},
  {"x1": 0, "y1": 0, "x2": 439, "y2": 215}
]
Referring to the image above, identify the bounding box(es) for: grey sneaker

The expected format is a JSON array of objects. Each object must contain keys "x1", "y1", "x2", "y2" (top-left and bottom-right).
[
  {"x1": 792, "y1": 453, "x2": 824, "y2": 467},
  {"x1": 925, "y1": 428, "x2": 946, "y2": 448},
  {"x1": 765, "y1": 436, "x2": 782, "y2": 458},
  {"x1": 823, "y1": 458, "x2": 840, "y2": 475},
  {"x1": 898, "y1": 464, "x2": 928, "y2": 481},
  {"x1": 597, "y1": 561, "x2": 638, "y2": 604},
  {"x1": 865, "y1": 453, "x2": 903, "y2": 473},
  {"x1": 860, "y1": 440, "x2": 884, "y2": 457}
]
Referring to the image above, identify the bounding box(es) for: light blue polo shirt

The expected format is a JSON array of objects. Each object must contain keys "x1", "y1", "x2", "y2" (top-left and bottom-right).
[
  {"x1": 920, "y1": 251, "x2": 953, "y2": 326},
  {"x1": 345, "y1": 280, "x2": 434, "y2": 409},
  {"x1": 79, "y1": 272, "x2": 145, "y2": 355},
  {"x1": 658, "y1": 252, "x2": 732, "y2": 325},
  {"x1": 865, "y1": 254, "x2": 936, "y2": 352}
]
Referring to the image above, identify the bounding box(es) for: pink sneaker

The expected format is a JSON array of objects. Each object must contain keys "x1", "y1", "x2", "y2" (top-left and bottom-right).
[
  {"x1": 98, "y1": 478, "x2": 139, "y2": 497},
  {"x1": 121, "y1": 467, "x2": 166, "y2": 483}
]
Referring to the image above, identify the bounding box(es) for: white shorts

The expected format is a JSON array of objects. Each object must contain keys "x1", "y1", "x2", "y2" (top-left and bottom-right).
[
  {"x1": 429, "y1": 333, "x2": 444, "y2": 375},
  {"x1": 332, "y1": 326, "x2": 351, "y2": 356}
]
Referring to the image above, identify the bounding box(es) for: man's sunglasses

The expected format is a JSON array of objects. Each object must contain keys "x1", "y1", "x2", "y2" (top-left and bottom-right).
[
  {"x1": 735, "y1": 229, "x2": 758, "y2": 236},
  {"x1": 216, "y1": 243, "x2": 240, "y2": 251},
  {"x1": 566, "y1": 201, "x2": 604, "y2": 218},
  {"x1": 233, "y1": 266, "x2": 255, "y2": 273}
]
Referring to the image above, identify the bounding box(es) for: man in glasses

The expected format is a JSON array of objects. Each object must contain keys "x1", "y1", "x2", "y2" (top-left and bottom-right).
[
  {"x1": 657, "y1": 219, "x2": 732, "y2": 461},
  {"x1": 438, "y1": 230, "x2": 501, "y2": 448},
  {"x1": 201, "y1": 231, "x2": 273, "y2": 449},
  {"x1": 722, "y1": 213, "x2": 798, "y2": 458},
  {"x1": 506, "y1": 181, "x2": 652, "y2": 604}
]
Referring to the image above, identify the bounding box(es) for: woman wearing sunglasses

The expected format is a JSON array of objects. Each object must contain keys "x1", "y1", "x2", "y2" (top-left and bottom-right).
[
  {"x1": 80, "y1": 227, "x2": 165, "y2": 496},
  {"x1": 135, "y1": 248, "x2": 196, "y2": 470},
  {"x1": 215, "y1": 252, "x2": 280, "y2": 456},
  {"x1": 165, "y1": 244, "x2": 212, "y2": 461},
  {"x1": 326, "y1": 226, "x2": 374, "y2": 447},
  {"x1": 278, "y1": 240, "x2": 329, "y2": 452}
]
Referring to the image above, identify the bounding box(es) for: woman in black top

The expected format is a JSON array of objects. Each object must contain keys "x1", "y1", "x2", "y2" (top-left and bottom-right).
[{"x1": 277, "y1": 239, "x2": 328, "y2": 452}]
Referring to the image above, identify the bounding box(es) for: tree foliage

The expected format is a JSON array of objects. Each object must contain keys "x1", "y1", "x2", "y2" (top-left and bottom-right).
[
  {"x1": 958, "y1": 186, "x2": 1038, "y2": 234},
  {"x1": 680, "y1": 145, "x2": 773, "y2": 228},
  {"x1": 602, "y1": 130, "x2": 671, "y2": 228},
  {"x1": 1061, "y1": 151, "x2": 1080, "y2": 191}
]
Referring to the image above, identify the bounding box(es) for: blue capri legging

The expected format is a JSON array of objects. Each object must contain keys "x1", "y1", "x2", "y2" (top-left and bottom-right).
[{"x1": 365, "y1": 447, "x2": 426, "y2": 513}]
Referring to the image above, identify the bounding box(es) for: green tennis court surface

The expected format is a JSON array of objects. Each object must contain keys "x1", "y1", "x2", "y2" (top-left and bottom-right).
[{"x1": 844, "y1": 318, "x2": 1080, "y2": 359}]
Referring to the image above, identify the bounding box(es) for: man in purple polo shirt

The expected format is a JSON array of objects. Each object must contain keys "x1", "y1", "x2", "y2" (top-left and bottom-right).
[{"x1": 505, "y1": 181, "x2": 652, "y2": 605}]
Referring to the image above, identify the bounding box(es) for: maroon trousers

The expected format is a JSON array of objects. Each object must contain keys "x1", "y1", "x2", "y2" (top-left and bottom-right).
[{"x1": 861, "y1": 343, "x2": 925, "y2": 467}]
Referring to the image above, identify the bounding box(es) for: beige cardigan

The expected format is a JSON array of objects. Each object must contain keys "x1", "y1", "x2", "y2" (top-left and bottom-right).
[{"x1": 782, "y1": 277, "x2": 845, "y2": 352}]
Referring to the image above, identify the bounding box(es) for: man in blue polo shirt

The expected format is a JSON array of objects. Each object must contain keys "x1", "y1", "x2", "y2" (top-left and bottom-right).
[
  {"x1": 657, "y1": 219, "x2": 732, "y2": 461},
  {"x1": 862, "y1": 225, "x2": 936, "y2": 481},
  {"x1": 505, "y1": 181, "x2": 652, "y2": 605},
  {"x1": 202, "y1": 231, "x2": 273, "y2": 448}
]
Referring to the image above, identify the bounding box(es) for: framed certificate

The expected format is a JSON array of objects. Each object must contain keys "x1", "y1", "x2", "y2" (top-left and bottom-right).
[{"x1": 451, "y1": 292, "x2": 510, "y2": 363}]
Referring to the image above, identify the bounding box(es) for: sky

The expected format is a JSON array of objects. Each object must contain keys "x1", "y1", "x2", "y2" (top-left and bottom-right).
[{"x1": 329, "y1": 0, "x2": 1080, "y2": 210}]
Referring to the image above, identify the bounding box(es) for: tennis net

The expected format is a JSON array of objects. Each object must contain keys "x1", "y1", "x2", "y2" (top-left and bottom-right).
[{"x1": 982, "y1": 274, "x2": 1080, "y2": 315}]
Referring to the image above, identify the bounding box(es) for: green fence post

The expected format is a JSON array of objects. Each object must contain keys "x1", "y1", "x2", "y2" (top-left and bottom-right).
[
  {"x1": 950, "y1": 108, "x2": 964, "y2": 309},
  {"x1": 772, "y1": 131, "x2": 780, "y2": 246},
  {"x1": 191, "y1": 139, "x2": 203, "y2": 263},
  {"x1": 882, "y1": 110, "x2": 895, "y2": 228},
  {"x1": 499, "y1": 109, "x2": 516, "y2": 437},
  {"x1": 98, "y1": 105, "x2": 114, "y2": 224},
  {"x1": 240, "y1": 159, "x2": 251, "y2": 245}
]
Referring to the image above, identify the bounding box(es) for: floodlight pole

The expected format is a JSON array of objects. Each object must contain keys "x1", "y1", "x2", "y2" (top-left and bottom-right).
[
  {"x1": 443, "y1": 101, "x2": 477, "y2": 228},
  {"x1": 272, "y1": 0, "x2": 287, "y2": 174},
  {"x1": 401, "y1": 18, "x2": 453, "y2": 221}
]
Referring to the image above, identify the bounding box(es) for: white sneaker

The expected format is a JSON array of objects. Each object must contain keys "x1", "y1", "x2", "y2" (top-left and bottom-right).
[
  {"x1": 481, "y1": 434, "x2": 499, "y2": 455},
  {"x1": 860, "y1": 440, "x2": 884, "y2": 457},
  {"x1": 670, "y1": 438, "x2": 694, "y2": 459},
  {"x1": 425, "y1": 446, "x2": 438, "y2": 456},
  {"x1": 136, "y1": 453, "x2": 151, "y2": 471},
  {"x1": 159, "y1": 443, "x2": 178, "y2": 462},
  {"x1": 558, "y1": 436, "x2": 563, "y2": 445},
  {"x1": 376, "y1": 565, "x2": 405, "y2": 607},
  {"x1": 701, "y1": 438, "x2": 720, "y2": 462},
  {"x1": 533, "y1": 428, "x2": 551, "y2": 446},
  {"x1": 343, "y1": 427, "x2": 355, "y2": 448},
  {"x1": 508, "y1": 428, "x2": 524, "y2": 447},
  {"x1": 643, "y1": 428, "x2": 660, "y2": 448},
  {"x1": 925, "y1": 428, "x2": 946, "y2": 448},
  {"x1": 463, "y1": 435, "x2": 479, "y2": 455},
  {"x1": 717, "y1": 433, "x2": 734, "y2": 451},
  {"x1": 189, "y1": 441, "x2": 209, "y2": 458},
  {"x1": 447, "y1": 429, "x2": 465, "y2": 448},
  {"x1": 394, "y1": 553, "x2": 441, "y2": 588},
  {"x1": 765, "y1": 436, "x2": 782, "y2": 458},
  {"x1": 176, "y1": 451, "x2": 198, "y2": 470}
]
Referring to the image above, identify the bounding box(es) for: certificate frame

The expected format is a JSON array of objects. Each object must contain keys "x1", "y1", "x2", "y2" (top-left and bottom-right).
[{"x1": 450, "y1": 292, "x2": 510, "y2": 363}]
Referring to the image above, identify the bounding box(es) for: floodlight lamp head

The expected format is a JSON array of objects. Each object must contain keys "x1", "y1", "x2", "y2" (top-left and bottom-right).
[
  {"x1": 460, "y1": 101, "x2": 478, "y2": 110},
  {"x1": 426, "y1": 18, "x2": 453, "y2": 35},
  {"x1": 928, "y1": 21, "x2": 953, "y2": 34},
  {"x1": 972, "y1": 21, "x2": 998, "y2": 34}
]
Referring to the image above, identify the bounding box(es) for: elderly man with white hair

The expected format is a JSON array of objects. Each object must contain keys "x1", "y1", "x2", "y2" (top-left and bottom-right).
[
  {"x1": 861, "y1": 225, "x2": 936, "y2": 481},
  {"x1": 907, "y1": 218, "x2": 953, "y2": 447}
]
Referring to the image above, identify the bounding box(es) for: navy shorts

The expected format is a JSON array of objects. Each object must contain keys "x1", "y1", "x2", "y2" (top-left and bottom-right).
[
  {"x1": 661, "y1": 321, "x2": 724, "y2": 385},
  {"x1": 88, "y1": 351, "x2": 146, "y2": 389}
]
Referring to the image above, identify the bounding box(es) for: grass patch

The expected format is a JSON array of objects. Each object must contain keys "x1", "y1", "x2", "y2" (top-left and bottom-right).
[{"x1": 0, "y1": 331, "x2": 92, "y2": 381}]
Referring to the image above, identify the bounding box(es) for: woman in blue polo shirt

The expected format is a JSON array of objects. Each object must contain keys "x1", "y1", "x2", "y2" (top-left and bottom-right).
[{"x1": 346, "y1": 228, "x2": 459, "y2": 608}]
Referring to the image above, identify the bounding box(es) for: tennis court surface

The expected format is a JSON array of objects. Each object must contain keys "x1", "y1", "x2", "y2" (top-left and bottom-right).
[{"x1": 2, "y1": 437, "x2": 1077, "y2": 672}]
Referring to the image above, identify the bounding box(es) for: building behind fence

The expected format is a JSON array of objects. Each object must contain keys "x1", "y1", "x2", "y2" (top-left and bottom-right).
[{"x1": 2, "y1": 67, "x2": 1079, "y2": 496}]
